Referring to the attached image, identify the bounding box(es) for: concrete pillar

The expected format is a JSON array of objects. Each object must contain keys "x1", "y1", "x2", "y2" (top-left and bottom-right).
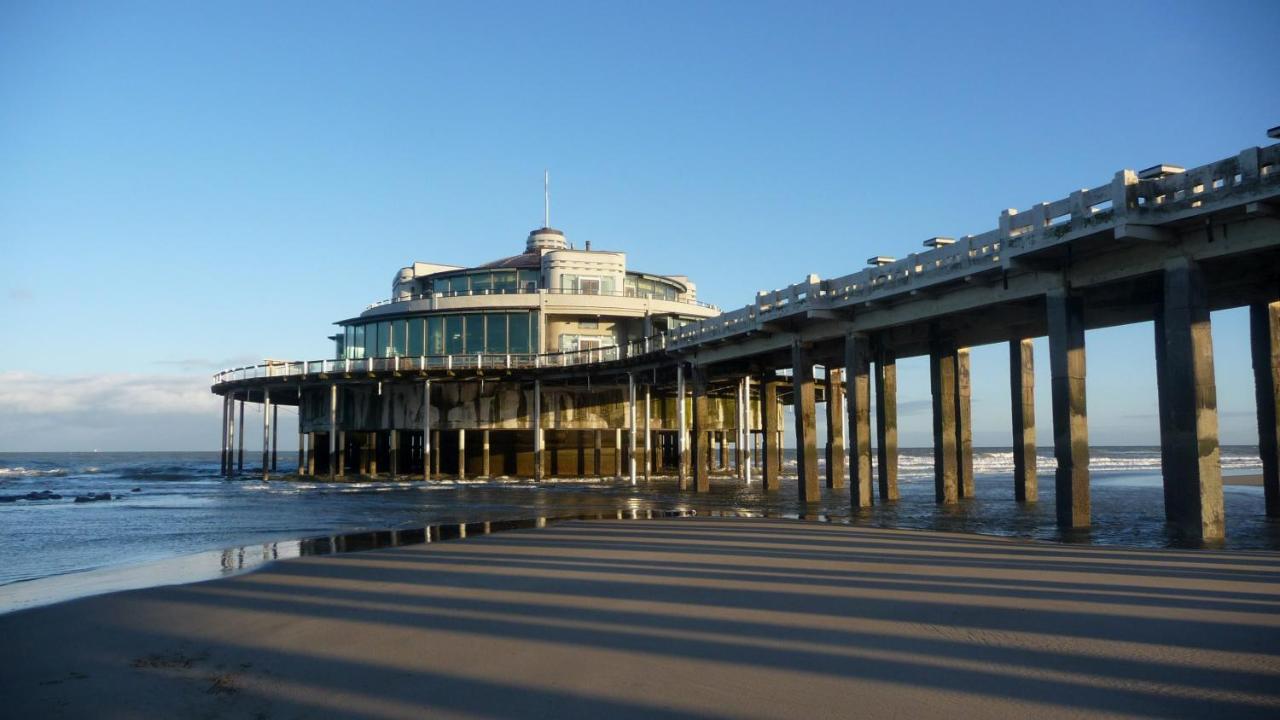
[
  {"x1": 643, "y1": 384, "x2": 651, "y2": 481},
  {"x1": 593, "y1": 430, "x2": 602, "y2": 477},
  {"x1": 954, "y1": 348, "x2": 974, "y2": 499},
  {"x1": 237, "y1": 397, "x2": 245, "y2": 474},
  {"x1": 432, "y1": 430, "x2": 441, "y2": 475},
  {"x1": 482, "y1": 430, "x2": 490, "y2": 478},
  {"x1": 677, "y1": 365, "x2": 689, "y2": 488},
  {"x1": 929, "y1": 334, "x2": 958, "y2": 504},
  {"x1": 875, "y1": 347, "x2": 899, "y2": 501},
  {"x1": 1252, "y1": 301, "x2": 1280, "y2": 517},
  {"x1": 271, "y1": 404, "x2": 278, "y2": 473},
  {"x1": 297, "y1": 404, "x2": 305, "y2": 477},
  {"x1": 692, "y1": 365, "x2": 710, "y2": 492},
  {"x1": 742, "y1": 376, "x2": 753, "y2": 484},
  {"x1": 614, "y1": 428, "x2": 623, "y2": 479},
  {"x1": 329, "y1": 384, "x2": 338, "y2": 480},
  {"x1": 368, "y1": 432, "x2": 378, "y2": 476},
  {"x1": 1157, "y1": 260, "x2": 1223, "y2": 542},
  {"x1": 1047, "y1": 289, "x2": 1089, "y2": 530},
  {"x1": 791, "y1": 341, "x2": 820, "y2": 503},
  {"x1": 220, "y1": 395, "x2": 229, "y2": 476},
  {"x1": 762, "y1": 379, "x2": 782, "y2": 491},
  {"x1": 1010, "y1": 338, "x2": 1038, "y2": 502},
  {"x1": 262, "y1": 388, "x2": 271, "y2": 481},
  {"x1": 457, "y1": 429, "x2": 466, "y2": 480},
  {"x1": 845, "y1": 334, "x2": 873, "y2": 508},
  {"x1": 628, "y1": 373, "x2": 637, "y2": 485},
  {"x1": 533, "y1": 379, "x2": 543, "y2": 482},
  {"x1": 423, "y1": 379, "x2": 432, "y2": 481},
  {"x1": 718, "y1": 430, "x2": 728, "y2": 471},
  {"x1": 824, "y1": 367, "x2": 846, "y2": 489}
]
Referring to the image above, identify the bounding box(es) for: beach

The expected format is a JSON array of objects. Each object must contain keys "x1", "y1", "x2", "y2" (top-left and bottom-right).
[{"x1": 2, "y1": 516, "x2": 1278, "y2": 719}]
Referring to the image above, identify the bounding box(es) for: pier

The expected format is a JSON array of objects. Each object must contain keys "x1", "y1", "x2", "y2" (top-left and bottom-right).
[{"x1": 213, "y1": 134, "x2": 1280, "y2": 544}]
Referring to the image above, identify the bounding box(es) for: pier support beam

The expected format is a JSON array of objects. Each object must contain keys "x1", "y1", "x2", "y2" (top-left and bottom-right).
[
  {"x1": 742, "y1": 377, "x2": 753, "y2": 484},
  {"x1": 271, "y1": 404, "x2": 278, "y2": 473},
  {"x1": 237, "y1": 397, "x2": 245, "y2": 474},
  {"x1": 1157, "y1": 260, "x2": 1223, "y2": 542},
  {"x1": 929, "y1": 335, "x2": 958, "y2": 505},
  {"x1": 875, "y1": 346, "x2": 899, "y2": 501},
  {"x1": 297, "y1": 400, "x2": 305, "y2": 477},
  {"x1": 423, "y1": 379, "x2": 432, "y2": 481},
  {"x1": 792, "y1": 341, "x2": 820, "y2": 503},
  {"x1": 692, "y1": 366, "x2": 710, "y2": 492},
  {"x1": 457, "y1": 430, "x2": 466, "y2": 480},
  {"x1": 1048, "y1": 289, "x2": 1089, "y2": 530},
  {"x1": 261, "y1": 388, "x2": 271, "y2": 481},
  {"x1": 533, "y1": 379, "x2": 543, "y2": 482},
  {"x1": 329, "y1": 384, "x2": 338, "y2": 480},
  {"x1": 643, "y1": 384, "x2": 651, "y2": 481},
  {"x1": 677, "y1": 365, "x2": 689, "y2": 488},
  {"x1": 628, "y1": 373, "x2": 637, "y2": 485},
  {"x1": 845, "y1": 333, "x2": 873, "y2": 508},
  {"x1": 220, "y1": 396, "x2": 229, "y2": 476},
  {"x1": 1253, "y1": 301, "x2": 1280, "y2": 518},
  {"x1": 762, "y1": 378, "x2": 782, "y2": 491},
  {"x1": 955, "y1": 348, "x2": 974, "y2": 498},
  {"x1": 825, "y1": 368, "x2": 846, "y2": 489},
  {"x1": 482, "y1": 430, "x2": 490, "y2": 478},
  {"x1": 1010, "y1": 338, "x2": 1038, "y2": 502}
]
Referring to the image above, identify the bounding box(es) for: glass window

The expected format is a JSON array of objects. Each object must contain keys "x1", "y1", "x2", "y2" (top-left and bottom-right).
[
  {"x1": 486, "y1": 313, "x2": 507, "y2": 353},
  {"x1": 464, "y1": 313, "x2": 484, "y2": 353},
  {"x1": 518, "y1": 269, "x2": 540, "y2": 291},
  {"x1": 427, "y1": 316, "x2": 444, "y2": 354},
  {"x1": 362, "y1": 323, "x2": 376, "y2": 359},
  {"x1": 393, "y1": 319, "x2": 408, "y2": 356},
  {"x1": 493, "y1": 271, "x2": 517, "y2": 293},
  {"x1": 377, "y1": 322, "x2": 392, "y2": 357},
  {"x1": 450, "y1": 276, "x2": 470, "y2": 294},
  {"x1": 579, "y1": 277, "x2": 601, "y2": 295},
  {"x1": 508, "y1": 312, "x2": 529, "y2": 353},
  {"x1": 445, "y1": 316, "x2": 464, "y2": 354},
  {"x1": 560, "y1": 274, "x2": 577, "y2": 292},
  {"x1": 408, "y1": 318, "x2": 425, "y2": 356},
  {"x1": 471, "y1": 272, "x2": 492, "y2": 294},
  {"x1": 531, "y1": 314, "x2": 539, "y2": 352},
  {"x1": 344, "y1": 326, "x2": 355, "y2": 357}
]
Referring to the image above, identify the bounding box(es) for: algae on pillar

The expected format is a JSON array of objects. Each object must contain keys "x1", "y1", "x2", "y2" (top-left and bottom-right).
[
  {"x1": 762, "y1": 378, "x2": 783, "y2": 492},
  {"x1": 954, "y1": 348, "x2": 974, "y2": 499},
  {"x1": 692, "y1": 365, "x2": 710, "y2": 492},
  {"x1": 791, "y1": 341, "x2": 820, "y2": 503}
]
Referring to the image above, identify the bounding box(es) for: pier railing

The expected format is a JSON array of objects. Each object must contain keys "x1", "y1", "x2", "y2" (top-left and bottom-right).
[{"x1": 364, "y1": 286, "x2": 719, "y2": 311}]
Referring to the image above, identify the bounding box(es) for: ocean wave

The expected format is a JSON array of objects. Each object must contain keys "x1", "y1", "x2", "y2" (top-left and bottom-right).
[{"x1": 0, "y1": 467, "x2": 69, "y2": 478}]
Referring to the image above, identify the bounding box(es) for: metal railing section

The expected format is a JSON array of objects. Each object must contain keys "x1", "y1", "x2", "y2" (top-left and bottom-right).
[{"x1": 365, "y1": 286, "x2": 719, "y2": 311}]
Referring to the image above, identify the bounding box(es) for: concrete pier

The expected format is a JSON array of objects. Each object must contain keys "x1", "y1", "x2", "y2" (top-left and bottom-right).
[
  {"x1": 875, "y1": 347, "x2": 898, "y2": 501},
  {"x1": 845, "y1": 333, "x2": 873, "y2": 508},
  {"x1": 824, "y1": 368, "x2": 846, "y2": 489},
  {"x1": 692, "y1": 366, "x2": 710, "y2": 493},
  {"x1": 677, "y1": 365, "x2": 688, "y2": 489},
  {"x1": 329, "y1": 384, "x2": 338, "y2": 480},
  {"x1": 422, "y1": 380, "x2": 432, "y2": 481},
  {"x1": 219, "y1": 395, "x2": 229, "y2": 476},
  {"x1": 1157, "y1": 260, "x2": 1223, "y2": 542},
  {"x1": 954, "y1": 348, "x2": 974, "y2": 499},
  {"x1": 1253, "y1": 301, "x2": 1280, "y2": 517},
  {"x1": 791, "y1": 342, "x2": 820, "y2": 504},
  {"x1": 1048, "y1": 289, "x2": 1089, "y2": 530},
  {"x1": 762, "y1": 378, "x2": 782, "y2": 491},
  {"x1": 533, "y1": 379, "x2": 543, "y2": 482},
  {"x1": 929, "y1": 334, "x2": 958, "y2": 505},
  {"x1": 261, "y1": 388, "x2": 271, "y2": 481},
  {"x1": 1010, "y1": 338, "x2": 1037, "y2": 502}
]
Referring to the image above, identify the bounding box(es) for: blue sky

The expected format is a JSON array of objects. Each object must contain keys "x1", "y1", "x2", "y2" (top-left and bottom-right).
[{"x1": 1, "y1": 1, "x2": 1278, "y2": 450}]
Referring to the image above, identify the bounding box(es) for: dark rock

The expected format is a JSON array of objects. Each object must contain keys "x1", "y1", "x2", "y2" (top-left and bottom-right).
[
  {"x1": 131, "y1": 488, "x2": 141, "y2": 492},
  {"x1": 73, "y1": 492, "x2": 113, "y2": 503}
]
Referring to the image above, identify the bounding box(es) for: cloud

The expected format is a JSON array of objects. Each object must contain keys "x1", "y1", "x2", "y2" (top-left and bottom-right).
[
  {"x1": 0, "y1": 372, "x2": 251, "y2": 450},
  {"x1": 6, "y1": 287, "x2": 33, "y2": 302}
]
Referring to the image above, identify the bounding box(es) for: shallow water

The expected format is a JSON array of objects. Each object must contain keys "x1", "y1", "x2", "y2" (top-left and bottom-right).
[{"x1": 0, "y1": 448, "x2": 1275, "y2": 613}]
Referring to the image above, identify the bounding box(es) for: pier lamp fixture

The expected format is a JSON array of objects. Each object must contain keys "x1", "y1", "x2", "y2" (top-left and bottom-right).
[
  {"x1": 1138, "y1": 164, "x2": 1186, "y2": 180},
  {"x1": 923, "y1": 236, "x2": 955, "y2": 248}
]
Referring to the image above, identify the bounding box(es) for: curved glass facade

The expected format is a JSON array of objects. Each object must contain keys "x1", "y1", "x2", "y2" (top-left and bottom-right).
[{"x1": 342, "y1": 311, "x2": 537, "y2": 359}]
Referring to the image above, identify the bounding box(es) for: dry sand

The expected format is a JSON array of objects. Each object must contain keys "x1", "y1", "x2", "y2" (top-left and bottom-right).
[{"x1": 1, "y1": 516, "x2": 1278, "y2": 719}]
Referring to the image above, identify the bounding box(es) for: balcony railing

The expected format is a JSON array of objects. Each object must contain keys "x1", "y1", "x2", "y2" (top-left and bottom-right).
[{"x1": 364, "y1": 286, "x2": 719, "y2": 311}]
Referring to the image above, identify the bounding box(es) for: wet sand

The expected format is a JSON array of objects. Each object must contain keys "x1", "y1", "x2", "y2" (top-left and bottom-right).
[
  {"x1": 2, "y1": 517, "x2": 1278, "y2": 719},
  {"x1": 1225, "y1": 473, "x2": 1264, "y2": 486}
]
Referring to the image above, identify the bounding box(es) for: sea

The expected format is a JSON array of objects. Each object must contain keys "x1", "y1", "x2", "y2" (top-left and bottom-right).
[{"x1": 1, "y1": 447, "x2": 1276, "y2": 613}]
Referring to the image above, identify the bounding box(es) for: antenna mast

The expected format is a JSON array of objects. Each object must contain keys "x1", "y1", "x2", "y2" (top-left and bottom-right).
[{"x1": 543, "y1": 170, "x2": 550, "y2": 228}]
